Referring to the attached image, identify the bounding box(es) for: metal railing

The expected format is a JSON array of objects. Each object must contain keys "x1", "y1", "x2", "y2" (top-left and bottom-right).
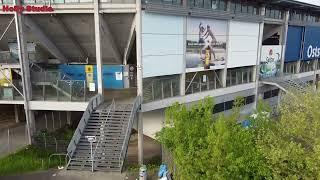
[
  {"x1": 30, "y1": 70, "x2": 90, "y2": 101},
  {"x1": 91, "y1": 99, "x2": 116, "y2": 171},
  {"x1": 143, "y1": 78, "x2": 180, "y2": 103},
  {"x1": 0, "y1": 51, "x2": 18, "y2": 64},
  {"x1": 66, "y1": 94, "x2": 103, "y2": 161},
  {"x1": 119, "y1": 95, "x2": 141, "y2": 171},
  {"x1": 0, "y1": 80, "x2": 24, "y2": 101}
]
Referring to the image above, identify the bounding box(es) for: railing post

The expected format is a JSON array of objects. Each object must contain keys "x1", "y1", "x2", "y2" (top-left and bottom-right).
[
  {"x1": 84, "y1": 81, "x2": 86, "y2": 102},
  {"x1": 151, "y1": 82, "x2": 154, "y2": 101},
  {"x1": 70, "y1": 81, "x2": 72, "y2": 101},
  {"x1": 7, "y1": 128, "x2": 10, "y2": 153},
  {"x1": 161, "y1": 81, "x2": 164, "y2": 99},
  {"x1": 56, "y1": 80, "x2": 59, "y2": 101}
]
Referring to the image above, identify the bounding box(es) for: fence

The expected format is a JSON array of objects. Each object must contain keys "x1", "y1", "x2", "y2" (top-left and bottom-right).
[
  {"x1": 0, "y1": 123, "x2": 28, "y2": 157},
  {"x1": 33, "y1": 134, "x2": 69, "y2": 153}
]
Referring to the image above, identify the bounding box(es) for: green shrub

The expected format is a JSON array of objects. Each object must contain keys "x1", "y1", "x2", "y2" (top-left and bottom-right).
[{"x1": 0, "y1": 145, "x2": 62, "y2": 176}]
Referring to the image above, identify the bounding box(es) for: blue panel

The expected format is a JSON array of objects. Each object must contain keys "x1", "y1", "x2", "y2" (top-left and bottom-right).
[
  {"x1": 102, "y1": 65, "x2": 124, "y2": 89},
  {"x1": 302, "y1": 26, "x2": 320, "y2": 60},
  {"x1": 58, "y1": 65, "x2": 85, "y2": 80},
  {"x1": 58, "y1": 65, "x2": 124, "y2": 89},
  {"x1": 285, "y1": 26, "x2": 303, "y2": 62}
]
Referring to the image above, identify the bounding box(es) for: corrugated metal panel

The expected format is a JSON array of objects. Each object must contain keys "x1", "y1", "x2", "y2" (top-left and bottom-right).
[{"x1": 285, "y1": 25, "x2": 303, "y2": 62}]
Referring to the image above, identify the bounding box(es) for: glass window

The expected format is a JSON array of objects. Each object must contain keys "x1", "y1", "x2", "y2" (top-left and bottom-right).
[
  {"x1": 263, "y1": 91, "x2": 272, "y2": 99},
  {"x1": 225, "y1": 100, "x2": 234, "y2": 110},
  {"x1": 272, "y1": 89, "x2": 279, "y2": 97},
  {"x1": 235, "y1": 2, "x2": 241, "y2": 13},
  {"x1": 143, "y1": 75, "x2": 180, "y2": 103},
  {"x1": 245, "y1": 95, "x2": 255, "y2": 104},
  {"x1": 213, "y1": 103, "x2": 224, "y2": 114}
]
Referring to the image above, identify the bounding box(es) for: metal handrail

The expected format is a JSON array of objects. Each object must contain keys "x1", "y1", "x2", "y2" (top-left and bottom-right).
[
  {"x1": 118, "y1": 95, "x2": 141, "y2": 171},
  {"x1": 66, "y1": 94, "x2": 103, "y2": 161},
  {"x1": 92, "y1": 99, "x2": 116, "y2": 170}
]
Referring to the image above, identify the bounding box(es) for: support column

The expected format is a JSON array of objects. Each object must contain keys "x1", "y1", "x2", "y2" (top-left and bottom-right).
[
  {"x1": 14, "y1": 105, "x2": 20, "y2": 123},
  {"x1": 296, "y1": 61, "x2": 301, "y2": 74},
  {"x1": 94, "y1": 0, "x2": 104, "y2": 96},
  {"x1": 137, "y1": 112, "x2": 143, "y2": 165},
  {"x1": 280, "y1": 10, "x2": 290, "y2": 74},
  {"x1": 14, "y1": 0, "x2": 35, "y2": 144},
  {"x1": 180, "y1": 16, "x2": 187, "y2": 96},
  {"x1": 136, "y1": 0, "x2": 143, "y2": 99},
  {"x1": 253, "y1": 6, "x2": 266, "y2": 109},
  {"x1": 66, "y1": 111, "x2": 72, "y2": 125}
]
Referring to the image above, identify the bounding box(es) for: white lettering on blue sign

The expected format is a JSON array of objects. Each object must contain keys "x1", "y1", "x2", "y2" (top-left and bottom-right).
[{"x1": 307, "y1": 45, "x2": 320, "y2": 58}]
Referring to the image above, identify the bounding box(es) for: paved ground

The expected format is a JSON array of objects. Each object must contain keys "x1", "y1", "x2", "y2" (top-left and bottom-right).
[{"x1": 1, "y1": 170, "x2": 129, "y2": 180}]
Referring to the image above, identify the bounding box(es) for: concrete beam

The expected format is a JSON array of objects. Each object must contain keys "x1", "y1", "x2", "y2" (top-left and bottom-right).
[
  {"x1": 54, "y1": 15, "x2": 89, "y2": 63},
  {"x1": 123, "y1": 15, "x2": 136, "y2": 65},
  {"x1": 100, "y1": 15, "x2": 122, "y2": 64},
  {"x1": 24, "y1": 16, "x2": 68, "y2": 63}
]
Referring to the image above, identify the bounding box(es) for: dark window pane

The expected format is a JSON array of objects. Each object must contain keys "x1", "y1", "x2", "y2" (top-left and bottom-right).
[
  {"x1": 263, "y1": 91, "x2": 272, "y2": 99},
  {"x1": 225, "y1": 100, "x2": 234, "y2": 110},
  {"x1": 213, "y1": 103, "x2": 225, "y2": 114},
  {"x1": 246, "y1": 95, "x2": 255, "y2": 104},
  {"x1": 272, "y1": 89, "x2": 279, "y2": 97}
]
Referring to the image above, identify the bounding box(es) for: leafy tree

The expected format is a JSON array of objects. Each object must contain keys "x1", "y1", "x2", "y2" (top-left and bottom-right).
[
  {"x1": 157, "y1": 98, "x2": 269, "y2": 179},
  {"x1": 255, "y1": 90, "x2": 320, "y2": 179}
]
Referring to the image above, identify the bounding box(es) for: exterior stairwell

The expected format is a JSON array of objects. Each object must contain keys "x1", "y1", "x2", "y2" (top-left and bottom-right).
[
  {"x1": 66, "y1": 95, "x2": 141, "y2": 172},
  {"x1": 261, "y1": 74, "x2": 310, "y2": 94}
]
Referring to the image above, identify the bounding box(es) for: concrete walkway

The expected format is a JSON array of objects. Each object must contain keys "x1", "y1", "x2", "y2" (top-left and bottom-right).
[{"x1": 1, "y1": 170, "x2": 129, "y2": 180}]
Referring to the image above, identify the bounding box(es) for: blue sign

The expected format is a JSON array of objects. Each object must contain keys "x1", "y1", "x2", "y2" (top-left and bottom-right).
[
  {"x1": 303, "y1": 26, "x2": 320, "y2": 60},
  {"x1": 285, "y1": 26, "x2": 303, "y2": 62}
]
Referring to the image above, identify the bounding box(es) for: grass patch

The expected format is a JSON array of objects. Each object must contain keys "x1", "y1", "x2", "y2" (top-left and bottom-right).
[{"x1": 0, "y1": 145, "x2": 62, "y2": 176}]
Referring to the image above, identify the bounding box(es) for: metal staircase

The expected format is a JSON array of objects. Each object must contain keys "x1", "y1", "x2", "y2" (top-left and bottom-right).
[
  {"x1": 261, "y1": 75, "x2": 309, "y2": 94},
  {"x1": 67, "y1": 95, "x2": 141, "y2": 172}
]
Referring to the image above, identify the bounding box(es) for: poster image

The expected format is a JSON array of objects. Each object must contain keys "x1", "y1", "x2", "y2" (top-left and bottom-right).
[
  {"x1": 186, "y1": 18, "x2": 227, "y2": 72},
  {"x1": 260, "y1": 45, "x2": 282, "y2": 79}
]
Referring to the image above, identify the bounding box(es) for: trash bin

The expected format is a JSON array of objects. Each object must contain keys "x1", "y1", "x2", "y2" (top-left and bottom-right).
[{"x1": 139, "y1": 165, "x2": 147, "y2": 180}]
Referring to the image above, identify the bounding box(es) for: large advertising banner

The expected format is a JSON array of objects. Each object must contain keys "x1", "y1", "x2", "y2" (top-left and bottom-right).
[
  {"x1": 186, "y1": 17, "x2": 227, "y2": 72},
  {"x1": 285, "y1": 26, "x2": 303, "y2": 62},
  {"x1": 303, "y1": 26, "x2": 320, "y2": 60},
  {"x1": 260, "y1": 45, "x2": 282, "y2": 79}
]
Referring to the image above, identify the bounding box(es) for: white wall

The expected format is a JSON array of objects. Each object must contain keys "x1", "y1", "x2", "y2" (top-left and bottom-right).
[
  {"x1": 142, "y1": 13, "x2": 184, "y2": 78},
  {"x1": 142, "y1": 109, "x2": 164, "y2": 139},
  {"x1": 227, "y1": 21, "x2": 260, "y2": 68}
]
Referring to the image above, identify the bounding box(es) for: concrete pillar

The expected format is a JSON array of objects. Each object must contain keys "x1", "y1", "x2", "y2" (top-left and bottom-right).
[
  {"x1": 180, "y1": 16, "x2": 187, "y2": 96},
  {"x1": 94, "y1": 0, "x2": 104, "y2": 96},
  {"x1": 14, "y1": 105, "x2": 20, "y2": 123},
  {"x1": 296, "y1": 61, "x2": 301, "y2": 74},
  {"x1": 253, "y1": 6, "x2": 266, "y2": 109},
  {"x1": 280, "y1": 10, "x2": 290, "y2": 74},
  {"x1": 66, "y1": 111, "x2": 72, "y2": 125},
  {"x1": 14, "y1": 0, "x2": 35, "y2": 144},
  {"x1": 136, "y1": 0, "x2": 143, "y2": 99},
  {"x1": 137, "y1": 112, "x2": 144, "y2": 165}
]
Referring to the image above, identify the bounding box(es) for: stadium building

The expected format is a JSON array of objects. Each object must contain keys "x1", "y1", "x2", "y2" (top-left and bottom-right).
[{"x1": 0, "y1": 0, "x2": 320, "y2": 172}]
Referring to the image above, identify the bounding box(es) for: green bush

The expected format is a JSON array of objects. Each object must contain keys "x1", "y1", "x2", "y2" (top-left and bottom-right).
[{"x1": 157, "y1": 91, "x2": 320, "y2": 179}]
